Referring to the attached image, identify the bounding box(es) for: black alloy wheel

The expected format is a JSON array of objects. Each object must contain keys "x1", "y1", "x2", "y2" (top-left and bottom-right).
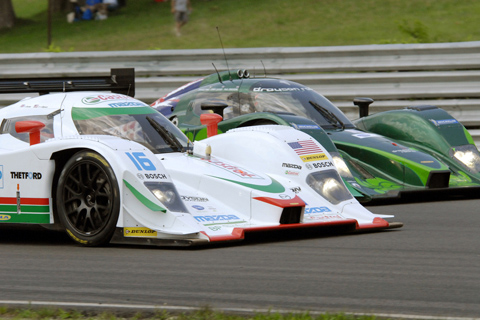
[{"x1": 56, "y1": 150, "x2": 120, "y2": 246}]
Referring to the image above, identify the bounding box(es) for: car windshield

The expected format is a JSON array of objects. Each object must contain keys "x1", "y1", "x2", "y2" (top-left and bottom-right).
[
  {"x1": 231, "y1": 79, "x2": 355, "y2": 129},
  {"x1": 72, "y1": 106, "x2": 191, "y2": 154}
]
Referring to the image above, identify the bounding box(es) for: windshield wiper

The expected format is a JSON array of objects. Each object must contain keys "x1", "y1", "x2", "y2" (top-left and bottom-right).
[
  {"x1": 309, "y1": 100, "x2": 345, "y2": 130},
  {"x1": 146, "y1": 116, "x2": 184, "y2": 152}
]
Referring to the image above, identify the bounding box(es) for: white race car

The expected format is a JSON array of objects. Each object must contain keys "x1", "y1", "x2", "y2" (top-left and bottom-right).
[{"x1": 0, "y1": 69, "x2": 401, "y2": 246}]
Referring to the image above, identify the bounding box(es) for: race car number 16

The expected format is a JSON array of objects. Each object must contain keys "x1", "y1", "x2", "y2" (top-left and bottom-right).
[{"x1": 126, "y1": 152, "x2": 156, "y2": 171}]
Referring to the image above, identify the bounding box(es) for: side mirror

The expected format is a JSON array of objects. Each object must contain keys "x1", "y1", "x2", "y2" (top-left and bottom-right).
[
  {"x1": 353, "y1": 97, "x2": 374, "y2": 118},
  {"x1": 200, "y1": 113, "x2": 223, "y2": 138},
  {"x1": 15, "y1": 121, "x2": 46, "y2": 146}
]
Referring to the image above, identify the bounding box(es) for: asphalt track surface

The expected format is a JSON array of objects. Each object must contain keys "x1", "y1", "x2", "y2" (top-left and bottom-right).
[{"x1": 0, "y1": 198, "x2": 479, "y2": 319}]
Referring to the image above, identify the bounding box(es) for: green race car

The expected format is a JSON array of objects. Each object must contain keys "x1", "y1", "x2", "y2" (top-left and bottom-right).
[{"x1": 152, "y1": 70, "x2": 480, "y2": 202}]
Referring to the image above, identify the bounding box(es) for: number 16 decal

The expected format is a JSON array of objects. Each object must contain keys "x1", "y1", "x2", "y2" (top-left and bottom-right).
[{"x1": 126, "y1": 152, "x2": 156, "y2": 171}]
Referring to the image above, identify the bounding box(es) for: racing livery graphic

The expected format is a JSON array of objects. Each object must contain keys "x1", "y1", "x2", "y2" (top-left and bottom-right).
[{"x1": 0, "y1": 69, "x2": 400, "y2": 247}]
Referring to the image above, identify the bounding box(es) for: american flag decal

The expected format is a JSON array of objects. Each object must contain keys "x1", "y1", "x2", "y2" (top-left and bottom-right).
[{"x1": 288, "y1": 140, "x2": 323, "y2": 155}]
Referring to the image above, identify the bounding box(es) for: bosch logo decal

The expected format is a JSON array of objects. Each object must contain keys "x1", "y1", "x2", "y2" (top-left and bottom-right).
[
  {"x1": 10, "y1": 172, "x2": 42, "y2": 180},
  {"x1": 144, "y1": 173, "x2": 167, "y2": 179},
  {"x1": 312, "y1": 161, "x2": 334, "y2": 169},
  {"x1": 305, "y1": 206, "x2": 332, "y2": 214},
  {"x1": 282, "y1": 163, "x2": 302, "y2": 170}
]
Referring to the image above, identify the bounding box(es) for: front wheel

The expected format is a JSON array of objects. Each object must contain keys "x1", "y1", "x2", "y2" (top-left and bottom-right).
[{"x1": 56, "y1": 150, "x2": 120, "y2": 246}]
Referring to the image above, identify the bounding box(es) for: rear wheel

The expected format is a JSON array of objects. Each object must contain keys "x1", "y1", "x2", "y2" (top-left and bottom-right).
[
  {"x1": 171, "y1": 116, "x2": 179, "y2": 126},
  {"x1": 56, "y1": 150, "x2": 120, "y2": 246}
]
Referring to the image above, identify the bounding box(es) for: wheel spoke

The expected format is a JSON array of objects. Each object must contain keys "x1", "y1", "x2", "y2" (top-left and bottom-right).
[{"x1": 58, "y1": 153, "x2": 119, "y2": 245}]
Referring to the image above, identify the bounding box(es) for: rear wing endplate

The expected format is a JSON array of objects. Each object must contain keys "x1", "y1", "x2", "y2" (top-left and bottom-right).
[{"x1": 0, "y1": 68, "x2": 135, "y2": 97}]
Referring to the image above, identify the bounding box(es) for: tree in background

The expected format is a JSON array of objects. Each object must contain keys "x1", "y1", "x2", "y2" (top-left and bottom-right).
[
  {"x1": 0, "y1": 0, "x2": 15, "y2": 29},
  {"x1": 0, "y1": 0, "x2": 68, "y2": 30},
  {"x1": 51, "y1": 0, "x2": 68, "y2": 13}
]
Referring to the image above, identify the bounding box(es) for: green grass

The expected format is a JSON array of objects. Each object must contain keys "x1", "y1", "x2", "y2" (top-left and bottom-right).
[
  {"x1": 2, "y1": 0, "x2": 480, "y2": 53},
  {"x1": 0, "y1": 307, "x2": 386, "y2": 320}
]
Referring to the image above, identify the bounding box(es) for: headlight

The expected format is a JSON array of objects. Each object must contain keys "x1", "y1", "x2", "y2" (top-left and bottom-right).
[
  {"x1": 144, "y1": 182, "x2": 188, "y2": 213},
  {"x1": 306, "y1": 169, "x2": 353, "y2": 205},
  {"x1": 451, "y1": 145, "x2": 480, "y2": 174},
  {"x1": 332, "y1": 154, "x2": 353, "y2": 178}
]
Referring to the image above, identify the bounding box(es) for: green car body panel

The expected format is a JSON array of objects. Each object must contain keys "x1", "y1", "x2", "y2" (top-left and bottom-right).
[{"x1": 152, "y1": 70, "x2": 480, "y2": 202}]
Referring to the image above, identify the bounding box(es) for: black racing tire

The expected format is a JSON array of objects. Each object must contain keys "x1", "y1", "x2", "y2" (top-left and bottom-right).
[{"x1": 56, "y1": 150, "x2": 120, "y2": 247}]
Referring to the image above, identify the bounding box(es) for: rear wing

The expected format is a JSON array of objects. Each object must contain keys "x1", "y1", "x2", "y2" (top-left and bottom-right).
[{"x1": 0, "y1": 68, "x2": 135, "y2": 97}]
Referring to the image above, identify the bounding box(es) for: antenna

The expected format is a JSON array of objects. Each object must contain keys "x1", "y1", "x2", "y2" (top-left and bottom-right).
[
  {"x1": 216, "y1": 26, "x2": 232, "y2": 81},
  {"x1": 260, "y1": 60, "x2": 267, "y2": 78},
  {"x1": 212, "y1": 63, "x2": 223, "y2": 84}
]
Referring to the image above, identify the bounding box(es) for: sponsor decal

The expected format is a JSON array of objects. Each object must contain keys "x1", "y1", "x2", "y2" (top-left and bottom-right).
[
  {"x1": 285, "y1": 170, "x2": 300, "y2": 176},
  {"x1": 305, "y1": 163, "x2": 313, "y2": 170},
  {"x1": 136, "y1": 173, "x2": 144, "y2": 180},
  {"x1": 192, "y1": 205, "x2": 205, "y2": 210},
  {"x1": 300, "y1": 154, "x2": 328, "y2": 162},
  {"x1": 291, "y1": 123, "x2": 321, "y2": 130},
  {"x1": 144, "y1": 173, "x2": 167, "y2": 179},
  {"x1": 392, "y1": 145, "x2": 416, "y2": 153},
  {"x1": 201, "y1": 158, "x2": 262, "y2": 179},
  {"x1": 108, "y1": 102, "x2": 145, "y2": 108},
  {"x1": 253, "y1": 87, "x2": 313, "y2": 93},
  {"x1": 82, "y1": 94, "x2": 132, "y2": 105},
  {"x1": 290, "y1": 187, "x2": 301, "y2": 194},
  {"x1": 0, "y1": 215, "x2": 10, "y2": 221},
  {"x1": 194, "y1": 214, "x2": 240, "y2": 222},
  {"x1": 305, "y1": 214, "x2": 344, "y2": 221},
  {"x1": 312, "y1": 161, "x2": 334, "y2": 169},
  {"x1": 392, "y1": 149, "x2": 415, "y2": 153},
  {"x1": 10, "y1": 172, "x2": 42, "y2": 180},
  {"x1": 124, "y1": 227, "x2": 158, "y2": 237},
  {"x1": 421, "y1": 161, "x2": 434, "y2": 163},
  {"x1": 66, "y1": 229, "x2": 88, "y2": 245},
  {"x1": 19, "y1": 104, "x2": 48, "y2": 109},
  {"x1": 305, "y1": 206, "x2": 332, "y2": 214},
  {"x1": 279, "y1": 194, "x2": 291, "y2": 199},
  {"x1": 198, "y1": 87, "x2": 238, "y2": 92},
  {"x1": 181, "y1": 196, "x2": 209, "y2": 202},
  {"x1": 352, "y1": 133, "x2": 379, "y2": 139},
  {"x1": 282, "y1": 163, "x2": 302, "y2": 170},
  {"x1": 430, "y1": 119, "x2": 459, "y2": 126},
  {"x1": 0, "y1": 165, "x2": 3, "y2": 189}
]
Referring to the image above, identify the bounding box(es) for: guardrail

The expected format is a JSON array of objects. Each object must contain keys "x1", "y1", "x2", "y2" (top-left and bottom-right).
[{"x1": 1, "y1": 41, "x2": 480, "y2": 145}]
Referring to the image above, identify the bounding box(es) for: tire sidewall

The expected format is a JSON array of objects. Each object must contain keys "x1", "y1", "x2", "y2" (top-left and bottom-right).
[{"x1": 56, "y1": 150, "x2": 120, "y2": 247}]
